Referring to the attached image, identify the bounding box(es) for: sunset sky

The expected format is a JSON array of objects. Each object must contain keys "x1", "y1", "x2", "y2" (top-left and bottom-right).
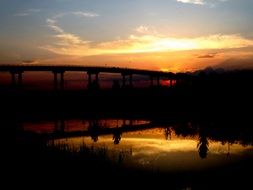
[{"x1": 1, "y1": 0, "x2": 253, "y2": 72}]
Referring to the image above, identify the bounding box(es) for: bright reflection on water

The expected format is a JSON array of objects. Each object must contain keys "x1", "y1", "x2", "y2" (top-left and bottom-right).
[{"x1": 22, "y1": 119, "x2": 253, "y2": 172}]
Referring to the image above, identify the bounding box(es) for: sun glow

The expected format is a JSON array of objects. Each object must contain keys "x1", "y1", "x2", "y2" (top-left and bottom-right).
[{"x1": 150, "y1": 38, "x2": 197, "y2": 52}]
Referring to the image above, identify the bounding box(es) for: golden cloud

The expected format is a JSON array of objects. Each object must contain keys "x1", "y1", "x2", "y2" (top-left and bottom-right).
[
  {"x1": 42, "y1": 32, "x2": 253, "y2": 56},
  {"x1": 42, "y1": 19, "x2": 253, "y2": 61}
]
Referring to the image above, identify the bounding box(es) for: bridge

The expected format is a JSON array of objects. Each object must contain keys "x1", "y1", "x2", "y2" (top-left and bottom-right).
[
  {"x1": 20, "y1": 121, "x2": 156, "y2": 144},
  {"x1": 46, "y1": 122, "x2": 153, "y2": 140},
  {"x1": 0, "y1": 64, "x2": 187, "y2": 90}
]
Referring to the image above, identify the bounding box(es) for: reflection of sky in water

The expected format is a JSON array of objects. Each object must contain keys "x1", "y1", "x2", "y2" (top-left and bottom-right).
[{"x1": 52, "y1": 128, "x2": 253, "y2": 173}]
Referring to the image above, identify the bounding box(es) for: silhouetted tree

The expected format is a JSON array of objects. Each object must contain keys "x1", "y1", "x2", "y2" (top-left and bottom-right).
[
  {"x1": 164, "y1": 127, "x2": 172, "y2": 140},
  {"x1": 113, "y1": 128, "x2": 122, "y2": 145},
  {"x1": 88, "y1": 120, "x2": 100, "y2": 142},
  {"x1": 197, "y1": 135, "x2": 209, "y2": 159},
  {"x1": 226, "y1": 143, "x2": 231, "y2": 157}
]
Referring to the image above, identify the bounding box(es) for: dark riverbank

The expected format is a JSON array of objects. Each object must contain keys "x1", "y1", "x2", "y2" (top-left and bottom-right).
[
  {"x1": 1, "y1": 69, "x2": 253, "y2": 117},
  {"x1": 2, "y1": 69, "x2": 253, "y2": 189}
]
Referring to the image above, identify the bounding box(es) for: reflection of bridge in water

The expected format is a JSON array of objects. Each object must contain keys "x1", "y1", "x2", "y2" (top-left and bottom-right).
[
  {"x1": 46, "y1": 121, "x2": 153, "y2": 142},
  {"x1": 0, "y1": 64, "x2": 188, "y2": 89},
  {"x1": 18, "y1": 117, "x2": 253, "y2": 159}
]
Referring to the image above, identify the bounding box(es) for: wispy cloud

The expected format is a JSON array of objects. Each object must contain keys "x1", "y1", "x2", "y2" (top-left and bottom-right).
[
  {"x1": 42, "y1": 11, "x2": 99, "y2": 55},
  {"x1": 176, "y1": 0, "x2": 229, "y2": 6},
  {"x1": 42, "y1": 13, "x2": 253, "y2": 56},
  {"x1": 46, "y1": 19, "x2": 64, "y2": 33},
  {"x1": 135, "y1": 25, "x2": 158, "y2": 36},
  {"x1": 27, "y1": 9, "x2": 41, "y2": 13},
  {"x1": 42, "y1": 18, "x2": 253, "y2": 56},
  {"x1": 14, "y1": 13, "x2": 30, "y2": 17},
  {"x1": 136, "y1": 25, "x2": 149, "y2": 34},
  {"x1": 72, "y1": 11, "x2": 99, "y2": 18},
  {"x1": 46, "y1": 11, "x2": 99, "y2": 42},
  {"x1": 51, "y1": 11, "x2": 100, "y2": 20},
  {"x1": 177, "y1": 0, "x2": 204, "y2": 5},
  {"x1": 46, "y1": 21, "x2": 89, "y2": 46},
  {"x1": 14, "y1": 9, "x2": 41, "y2": 17}
]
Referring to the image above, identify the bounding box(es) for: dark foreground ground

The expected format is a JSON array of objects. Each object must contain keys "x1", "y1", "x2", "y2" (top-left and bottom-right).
[{"x1": 1, "y1": 70, "x2": 253, "y2": 189}]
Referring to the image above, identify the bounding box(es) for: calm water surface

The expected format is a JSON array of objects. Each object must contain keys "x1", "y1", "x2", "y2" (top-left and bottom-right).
[{"x1": 21, "y1": 119, "x2": 253, "y2": 173}]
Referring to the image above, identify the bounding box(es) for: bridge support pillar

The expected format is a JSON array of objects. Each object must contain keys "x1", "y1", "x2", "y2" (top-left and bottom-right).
[
  {"x1": 11, "y1": 72, "x2": 16, "y2": 86},
  {"x1": 122, "y1": 74, "x2": 126, "y2": 88},
  {"x1": 54, "y1": 119, "x2": 65, "y2": 133},
  {"x1": 60, "y1": 72, "x2": 64, "y2": 90},
  {"x1": 121, "y1": 73, "x2": 133, "y2": 88},
  {"x1": 87, "y1": 72, "x2": 99, "y2": 89},
  {"x1": 129, "y1": 74, "x2": 133, "y2": 87},
  {"x1": 53, "y1": 71, "x2": 65, "y2": 91},
  {"x1": 10, "y1": 71, "x2": 23, "y2": 87},
  {"x1": 150, "y1": 76, "x2": 153, "y2": 87},
  {"x1": 170, "y1": 79, "x2": 173, "y2": 87},
  {"x1": 95, "y1": 73, "x2": 99, "y2": 86},
  {"x1": 157, "y1": 76, "x2": 160, "y2": 86},
  {"x1": 88, "y1": 73, "x2": 92, "y2": 87},
  {"x1": 18, "y1": 72, "x2": 23, "y2": 86},
  {"x1": 175, "y1": 79, "x2": 179, "y2": 86},
  {"x1": 53, "y1": 72, "x2": 58, "y2": 90}
]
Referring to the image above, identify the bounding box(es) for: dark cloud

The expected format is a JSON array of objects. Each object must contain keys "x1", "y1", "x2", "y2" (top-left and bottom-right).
[
  {"x1": 214, "y1": 57, "x2": 253, "y2": 70},
  {"x1": 197, "y1": 53, "x2": 217, "y2": 59},
  {"x1": 22, "y1": 60, "x2": 38, "y2": 64}
]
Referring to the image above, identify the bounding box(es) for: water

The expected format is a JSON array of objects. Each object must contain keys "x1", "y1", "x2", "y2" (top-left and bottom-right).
[{"x1": 19, "y1": 119, "x2": 253, "y2": 173}]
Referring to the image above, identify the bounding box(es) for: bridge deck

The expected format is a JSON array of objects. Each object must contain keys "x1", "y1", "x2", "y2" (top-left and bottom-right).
[{"x1": 0, "y1": 64, "x2": 175, "y2": 77}]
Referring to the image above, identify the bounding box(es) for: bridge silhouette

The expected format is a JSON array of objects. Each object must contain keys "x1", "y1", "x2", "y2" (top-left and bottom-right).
[
  {"x1": 20, "y1": 120, "x2": 154, "y2": 145},
  {"x1": 0, "y1": 64, "x2": 187, "y2": 90},
  {"x1": 46, "y1": 122, "x2": 152, "y2": 140}
]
